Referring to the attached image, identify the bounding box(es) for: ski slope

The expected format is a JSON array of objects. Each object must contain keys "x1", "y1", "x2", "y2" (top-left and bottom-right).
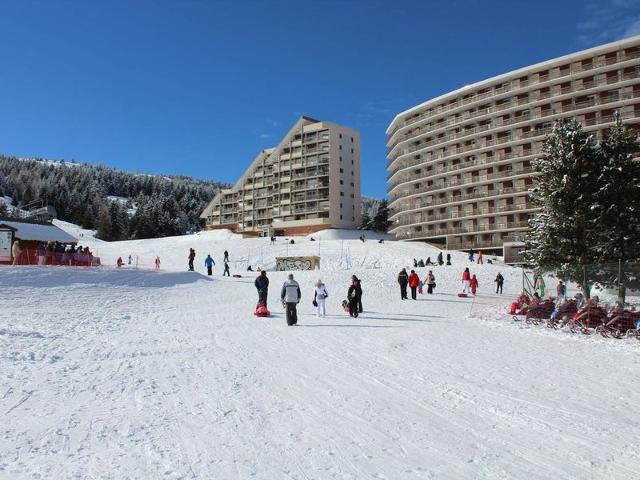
[{"x1": 1, "y1": 230, "x2": 639, "y2": 479}]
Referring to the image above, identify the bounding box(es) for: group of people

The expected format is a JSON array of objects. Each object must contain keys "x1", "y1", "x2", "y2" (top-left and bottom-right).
[
  {"x1": 252, "y1": 272, "x2": 363, "y2": 325},
  {"x1": 11, "y1": 240, "x2": 95, "y2": 266},
  {"x1": 397, "y1": 268, "x2": 436, "y2": 299},
  {"x1": 188, "y1": 248, "x2": 230, "y2": 276},
  {"x1": 412, "y1": 251, "x2": 452, "y2": 269}
]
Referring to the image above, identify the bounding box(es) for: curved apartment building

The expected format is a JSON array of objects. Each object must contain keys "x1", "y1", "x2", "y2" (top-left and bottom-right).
[{"x1": 386, "y1": 36, "x2": 640, "y2": 255}]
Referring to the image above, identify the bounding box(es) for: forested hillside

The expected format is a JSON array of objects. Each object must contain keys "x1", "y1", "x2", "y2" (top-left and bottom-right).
[{"x1": 0, "y1": 156, "x2": 227, "y2": 240}]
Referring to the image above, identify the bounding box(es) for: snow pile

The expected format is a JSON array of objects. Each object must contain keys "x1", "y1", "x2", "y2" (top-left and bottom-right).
[{"x1": 1, "y1": 230, "x2": 639, "y2": 479}]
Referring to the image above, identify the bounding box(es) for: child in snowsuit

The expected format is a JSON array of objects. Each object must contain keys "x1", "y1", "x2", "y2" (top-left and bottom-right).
[
  {"x1": 313, "y1": 280, "x2": 328, "y2": 317},
  {"x1": 347, "y1": 277, "x2": 362, "y2": 318},
  {"x1": 470, "y1": 274, "x2": 479, "y2": 296}
]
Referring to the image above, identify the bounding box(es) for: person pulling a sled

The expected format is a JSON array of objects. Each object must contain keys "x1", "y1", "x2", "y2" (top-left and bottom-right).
[
  {"x1": 461, "y1": 268, "x2": 471, "y2": 295},
  {"x1": 313, "y1": 279, "x2": 328, "y2": 317},
  {"x1": 281, "y1": 273, "x2": 301, "y2": 326},
  {"x1": 255, "y1": 270, "x2": 269, "y2": 309},
  {"x1": 347, "y1": 276, "x2": 362, "y2": 318}
]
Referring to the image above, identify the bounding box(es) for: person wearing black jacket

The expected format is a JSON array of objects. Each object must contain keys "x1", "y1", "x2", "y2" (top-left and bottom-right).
[
  {"x1": 397, "y1": 268, "x2": 409, "y2": 300},
  {"x1": 351, "y1": 275, "x2": 363, "y2": 313},
  {"x1": 254, "y1": 270, "x2": 269, "y2": 308},
  {"x1": 347, "y1": 277, "x2": 362, "y2": 318}
]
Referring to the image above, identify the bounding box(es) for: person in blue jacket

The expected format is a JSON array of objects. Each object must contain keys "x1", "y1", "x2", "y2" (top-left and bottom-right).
[{"x1": 204, "y1": 254, "x2": 215, "y2": 276}]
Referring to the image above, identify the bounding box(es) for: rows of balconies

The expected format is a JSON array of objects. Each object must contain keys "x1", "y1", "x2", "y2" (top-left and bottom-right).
[
  {"x1": 394, "y1": 202, "x2": 535, "y2": 227},
  {"x1": 387, "y1": 71, "x2": 640, "y2": 157},
  {"x1": 391, "y1": 167, "x2": 535, "y2": 199},
  {"x1": 388, "y1": 90, "x2": 639, "y2": 164},
  {"x1": 387, "y1": 49, "x2": 640, "y2": 138},
  {"x1": 393, "y1": 220, "x2": 531, "y2": 238}
]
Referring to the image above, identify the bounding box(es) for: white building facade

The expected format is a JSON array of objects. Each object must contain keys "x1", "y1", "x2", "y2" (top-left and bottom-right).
[
  {"x1": 386, "y1": 36, "x2": 640, "y2": 253},
  {"x1": 201, "y1": 116, "x2": 361, "y2": 236}
]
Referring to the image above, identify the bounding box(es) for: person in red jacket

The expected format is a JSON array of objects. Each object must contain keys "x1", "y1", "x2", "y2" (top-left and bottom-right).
[
  {"x1": 408, "y1": 270, "x2": 420, "y2": 300},
  {"x1": 461, "y1": 268, "x2": 471, "y2": 294},
  {"x1": 470, "y1": 274, "x2": 479, "y2": 296}
]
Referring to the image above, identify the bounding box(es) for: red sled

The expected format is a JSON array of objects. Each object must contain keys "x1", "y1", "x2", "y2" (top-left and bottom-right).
[
  {"x1": 457, "y1": 293, "x2": 468, "y2": 298},
  {"x1": 254, "y1": 304, "x2": 271, "y2": 317}
]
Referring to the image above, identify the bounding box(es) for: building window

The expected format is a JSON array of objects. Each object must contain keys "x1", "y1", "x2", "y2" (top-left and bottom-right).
[
  {"x1": 351, "y1": 148, "x2": 354, "y2": 153},
  {"x1": 340, "y1": 156, "x2": 342, "y2": 162},
  {"x1": 340, "y1": 180, "x2": 344, "y2": 185},
  {"x1": 340, "y1": 192, "x2": 344, "y2": 196},
  {"x1": 340, "y1": 168, "x2": 344, "y2": 173},
  {"x1": 351, "y1": 137, "x2": 353, "y2": 142},
  {"x1": 339, "y1": 133, "x2": 342, "y2": 139},
  {"x1": 340, "y1": 145, "x2": 342, "y2": 150},
  {"x1": 340, "y1": 215, "x2": 343, "y2": 220},
  {"x1": 350, "y1": 182, "x2": 354, "y2": 186},
  {"x1": 350, "y1": 194, "x2": 354, "y2": 198}
]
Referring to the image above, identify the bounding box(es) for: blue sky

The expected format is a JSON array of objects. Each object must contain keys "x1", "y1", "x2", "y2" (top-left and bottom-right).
[{"x1": 1, "y1": 0, "x2": 639, "y2": 198}]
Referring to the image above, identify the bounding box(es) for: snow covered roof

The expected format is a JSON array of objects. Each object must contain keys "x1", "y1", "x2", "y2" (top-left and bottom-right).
[{"x1": 0, "y1": 220, "x2": 77, "y2": 243}]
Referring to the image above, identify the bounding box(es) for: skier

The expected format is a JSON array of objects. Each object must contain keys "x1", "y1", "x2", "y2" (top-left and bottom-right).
[
  {"x1": 461, "y1": 267, "x2": 471, "y2": 295},
  {"x1": 223, "y1": 250, "x2": 229, "y2": 263},
  {"x1": 535, "y1": 275, "x2": 546, "y2": 297},
  {"x1": 437, "y1": 251, "x2": 443, "y2": 266},
  {"x1": 188, "y1": 248, "x2": 196, "y2": 271},
  {"x1": 470, "y1": 274, "x2": 479, "y2": 296},
  {"x1": 446, "y1": 253, "x2": 451, "y2": 266},
  {"x1": 352, "y1": 275, "x2": 363, "y2": 313},
  {"x1": 425, "y1": 270, "x2": 436, "y2": 294},
  {"x1": 347, "y1": 276, "x2": 362, "y2": 318},
  {"x1": 494, "y1": 272, "x2": 504, "y2": 294},
  {"x1": 408, "y1": 270, "x2": 420, "y2": 300},
  {"x1": 313, "y1": 279, "x2": 328, "y2": 317},
  {"x1": 468, "y1": 248, "x2": 475, "y2": 262},
  {"x1": 477, "y1": 250, "x2": 483, "y2": 264},
  {"x1": 223, "y1": 260, "x2": 230, "y2": 277},
  {"x1": 398, "y1": 268, "x2": 409, "y2": 300},
  {"x1": 117, "y1": 256, "x2": 124, "y2": 268},
  {"x1": 204, "y1": 254, "x2": 215, "y2": 276},
  {"x1": 280, "y1": 273, "x2": 301, "y2": 326},
  {"x1": 154, "y1": 256, "x2": 161, "y2": 269},
  {"x1": 556, "y1": 280, "x2": 566, "y2": 299}
]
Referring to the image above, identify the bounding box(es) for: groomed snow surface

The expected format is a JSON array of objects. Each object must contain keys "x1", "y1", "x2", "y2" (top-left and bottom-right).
[{"x1": 1, "y1": 229, "x2": 639, "y2": 479}]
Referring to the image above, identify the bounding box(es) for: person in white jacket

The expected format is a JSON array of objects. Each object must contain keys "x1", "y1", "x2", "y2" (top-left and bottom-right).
[
  {"x1": 313, "y1": 279, "x2": 328, "y2": 317},
  {"x1": 280, "y1": 274, "x2": 301, "y2": 326}
]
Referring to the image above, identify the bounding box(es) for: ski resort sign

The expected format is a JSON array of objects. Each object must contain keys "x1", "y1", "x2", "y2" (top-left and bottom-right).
[{"x1": 276, "y1": 256, "x2": 320, "y2": 271}]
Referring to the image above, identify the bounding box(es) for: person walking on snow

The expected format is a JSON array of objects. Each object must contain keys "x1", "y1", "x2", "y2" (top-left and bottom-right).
[
  {"x1": 425, "y1": 270, "x2": 436, "y2": 294},
  {"x1": 117, "y1": 256, "x2": 124, "y2": 268},
  {"x1": 204, "y1": 254, "x2": 215, "y2": 276},
  {"x1": 223, "y1": 260, "x2": 230, "y2": 277},
  {"x1": 477, "y1": 250, "x2": 483, "y2": 264},
  {"x1": 352, "y1": 275, "x2": 363, "y2": 313},
  {"x1": 347, "y1": 276, "x2": 362, "y2": 318},
  {"x1": 155, "y1": 256, "x2": 161, "y2": 269},
  {"x1": 313, "y1": 279, "x2": 328, "y2": 317},
  {"x1": 534, "y1": 274, "x2": 545, "y2": 297},
  {"x1": 188, "y1": 248, "x2": 196, "y2": 271},
  {"x1": 446, "y1": 253, "x2": 451, "y2": 266},
  {"x1": 223, "y1": 250, "x2": 229, "y2": 263},
  {"x1": 468, "y1": 248, "x2": 475, "y2": 262},
  {"x1": 470, "y1": 274, "x2": 479, "y2": 296},
  {"x1": 281, "y1": 273, "x2": 301, "y2": 326},
  {"x1": 398, "y1": 268, "x2": 409, "y2": 300},
  {"x1": 461, "y1": 267, "x2": 471, "y2": 294},
  {"x1": 128, "y1": 254, "x2": 132, "y2": 265},
  {"x1": 408, "y1": 270, "x2": 420, "y2": 300},
  {"x1": 254, "y1": 270, "x2": 269, "y2": 308},
  {"x1": 437, "y1": 252, "x2": 443, "y2": 266},
  {"x1": 494, "y1": 272, "x2": 504, "y2": 294}
]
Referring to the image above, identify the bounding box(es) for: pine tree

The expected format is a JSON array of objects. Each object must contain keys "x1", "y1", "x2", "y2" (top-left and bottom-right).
[
  {"x1": 96, "y1": 206, "x2": 113, "y2": 240},
  {"x1": 372, "y1": 199, "x2": 391, "y2": 232},
  {"x1": 594, "y1": 114, "x2": 640, "y2": 262},
  {"x1": 360, "y1": 212, "x2": 371, "y2": 230},
  {"x1": 525, "y1": 118, "x2": 602, "y2": 295}
]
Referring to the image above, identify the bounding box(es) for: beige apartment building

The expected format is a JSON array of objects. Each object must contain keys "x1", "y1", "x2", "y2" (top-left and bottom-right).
[
  {"x1": 386, "y1": 36, "x2": 640, "y2": 256},
  {"x1": 201, "y1": 116, "x2": 361, "y2": 236}
]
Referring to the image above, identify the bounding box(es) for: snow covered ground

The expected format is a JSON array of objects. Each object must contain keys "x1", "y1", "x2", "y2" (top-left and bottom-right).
[{"x1": 1, "y1": 230, "x2": 639, "y2": 479}]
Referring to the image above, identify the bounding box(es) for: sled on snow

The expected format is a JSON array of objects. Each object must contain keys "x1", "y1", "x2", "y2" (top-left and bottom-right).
[
  {"x1": 457, "y1": 293, "x2": 468, "y2": 298},
  {"x1": 254, "y1": 303, "x2": 271, "y2": 317}
]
